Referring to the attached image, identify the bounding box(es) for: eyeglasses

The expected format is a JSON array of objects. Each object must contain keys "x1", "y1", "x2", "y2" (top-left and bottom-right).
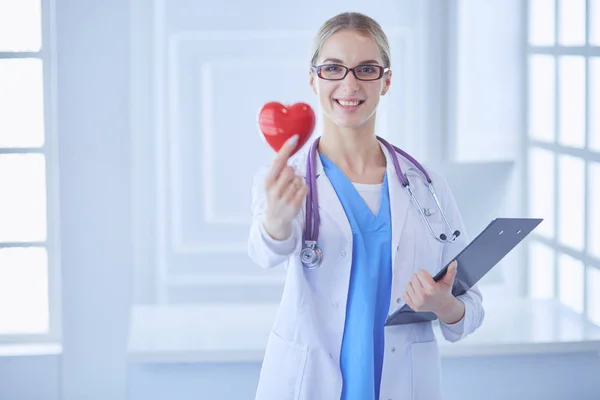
[{"x1": 311, "y1": 64, "x2": 389, "y2": 81}]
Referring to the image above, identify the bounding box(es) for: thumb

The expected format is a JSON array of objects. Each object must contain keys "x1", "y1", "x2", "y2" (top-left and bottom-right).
[{"x1": 442, "y1": 261, "x2": 457, "y2": 284}]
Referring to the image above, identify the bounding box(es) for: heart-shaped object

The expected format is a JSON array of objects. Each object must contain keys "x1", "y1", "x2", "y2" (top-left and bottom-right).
[{"x1": 258, "y1": 102, "x2": 316, "y2": 156}]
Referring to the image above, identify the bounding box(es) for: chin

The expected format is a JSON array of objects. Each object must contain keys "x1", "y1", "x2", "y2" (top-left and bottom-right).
[
  {"x1": 335, "y1": 118, "x2": 367, "y2": 129},
  {"x1": 321, "y1": 102, "x2": 377, "y2": 130},
  {"x1": 332, "y1": 111, "x2": 376, "y2": 130}
]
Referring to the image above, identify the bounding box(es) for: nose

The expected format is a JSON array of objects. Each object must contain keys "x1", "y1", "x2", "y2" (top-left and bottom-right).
[{"x1": 340, "y1": 69, "x2": 360, "y2": 91}]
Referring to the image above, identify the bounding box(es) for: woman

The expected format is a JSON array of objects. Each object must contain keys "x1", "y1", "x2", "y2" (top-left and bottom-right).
[{"x1": 248, "y1": 11, "x2": 484, "y2": 400}]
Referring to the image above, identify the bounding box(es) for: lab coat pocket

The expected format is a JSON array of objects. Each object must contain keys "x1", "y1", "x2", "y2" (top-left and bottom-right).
[
  {"x1": 410, "y1": 340, "x2": 442, "y2": 400},
  {"x1": 255, "y1": 331, "x2": 308, "y2": 400}
]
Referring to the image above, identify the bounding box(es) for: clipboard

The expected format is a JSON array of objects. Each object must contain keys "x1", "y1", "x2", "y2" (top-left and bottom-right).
[{"x1": 384, "y1": 217, "x2": 543, "y2": 326}]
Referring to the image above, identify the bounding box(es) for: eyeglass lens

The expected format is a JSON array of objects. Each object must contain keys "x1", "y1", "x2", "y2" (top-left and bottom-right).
[{"x1": 319, "y1": 64, "x2": 382, "y2": 81}]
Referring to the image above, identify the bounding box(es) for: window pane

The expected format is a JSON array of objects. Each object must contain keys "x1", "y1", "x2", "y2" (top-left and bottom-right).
[
  {"x1": 558, "y1": 0, "x2": 586, "y2": 46},
  {"x1": 529, "y1": 0, "x2": 556, "y2": 46},
  {"x1": 0, "y1": 247, "x2": 48, "y2": 334},
  {"x1": 528, "y1": 55, "x2": 556, "y2": 142},
  {"x1": 587, "y1": 267, "x2": 600, "y2": 326},
  {"x1": 558, "y1": 56, "x2": 586, "y2": 148},
  {"x1": 529, "y1": 241, "x2": 555, "y2": 299},
  {"x1": 558, "y1": 253, "x2": 584, "y2": 313},
  {"x1": 589, "y1": 162, "x2": 600, "y2": 259},
  {"x1": 0, "y1": 0, "x2": 42, "y2": 52},
  {"x1": 0, "y1": 59, "x2": 45, "y2": 148},
  {"x1": 0, "y1": 154, "x2": 47, "y2": 243},
  {"x1": 529, "y1": 147, "x2": 555, "y2": 238},
  {"x1": 590, "y1": 58, "x2": 600, "y2": 152},
  {"x1": 558, "y1": 154, "x2": 585, "y2": 250},
  {"x1": 591, "y1": 0, "x2": 600, "y2": 46}
]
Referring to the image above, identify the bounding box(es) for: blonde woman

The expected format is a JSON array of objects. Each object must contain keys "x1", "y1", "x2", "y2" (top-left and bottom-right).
[{"x1": 248, "y1": 11, "x2": 484, "y2": 400}]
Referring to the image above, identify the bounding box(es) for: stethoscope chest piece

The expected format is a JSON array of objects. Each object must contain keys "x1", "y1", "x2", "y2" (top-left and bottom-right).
[{"x1": 300, "y1": 240, "x2": 323, "y2": 269}]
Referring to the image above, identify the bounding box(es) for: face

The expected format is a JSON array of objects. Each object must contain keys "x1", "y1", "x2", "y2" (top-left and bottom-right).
[{"x1": 309, "y1": 29, "x2": 392, "y2": 130}]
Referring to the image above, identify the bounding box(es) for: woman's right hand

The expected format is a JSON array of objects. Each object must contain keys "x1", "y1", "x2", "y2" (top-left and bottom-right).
[{"x1": 262, "y1": 135, "x2": 309, "y2": 240}]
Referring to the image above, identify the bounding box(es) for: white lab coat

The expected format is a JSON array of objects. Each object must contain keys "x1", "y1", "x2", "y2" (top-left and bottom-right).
[{"x1": 247, "y1": 141, "x2": 484, "y2": 400}]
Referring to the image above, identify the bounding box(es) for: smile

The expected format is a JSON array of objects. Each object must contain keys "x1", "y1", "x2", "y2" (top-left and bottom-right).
[{"x1": 334, "y1": 99, "x2": 365, "y2": 108}]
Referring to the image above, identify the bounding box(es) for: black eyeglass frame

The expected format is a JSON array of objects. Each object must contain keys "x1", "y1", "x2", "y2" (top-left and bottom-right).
[{"x1": 311, "y1": 64, "x2": 390, "y2": 81}]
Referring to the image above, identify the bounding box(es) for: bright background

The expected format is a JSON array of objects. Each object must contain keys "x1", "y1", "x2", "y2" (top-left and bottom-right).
[{"x1": 0, "y1": 0, "x2": 599, "y2": 399}]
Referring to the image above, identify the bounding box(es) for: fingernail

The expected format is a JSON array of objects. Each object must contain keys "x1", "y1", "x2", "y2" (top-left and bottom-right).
[{"x1": 289, "y1": 135, "x2": 299, "y2": 145}]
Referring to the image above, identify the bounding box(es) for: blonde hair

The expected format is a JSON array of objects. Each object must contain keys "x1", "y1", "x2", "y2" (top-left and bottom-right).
[{"x1": 310, "y1": 12, "x2": 391, "y2": 68}]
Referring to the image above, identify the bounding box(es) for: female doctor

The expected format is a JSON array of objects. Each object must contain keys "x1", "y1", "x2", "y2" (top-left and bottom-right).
[{"x1": 248, "y1": 11, "x2": 484, "y2": 400}]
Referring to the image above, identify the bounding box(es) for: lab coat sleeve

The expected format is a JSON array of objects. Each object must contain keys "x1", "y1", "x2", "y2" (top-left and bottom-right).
[
  {"x1": 436, "y1": 173, "x2": 485, "y2": 343},
  {"x1": 247, "y1": 163, "x2": 304, "y2": 269}
]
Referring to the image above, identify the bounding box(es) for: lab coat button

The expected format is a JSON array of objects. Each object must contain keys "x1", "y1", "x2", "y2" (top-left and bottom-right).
[
  {"x1": 396, "y1": 297, "x2": 401, "y2": 303},
  {"x1": 329, "y1": 353, "x2": 333, "y2": 359},
  {"x1": 333, "y1": 303, "x2": 338, "y2": 308},
  {"x1": 391, "y1": 347, "x2": 396, "y2": 353},
  {"x1": 341, "y1": 250, "x2": 346, "y2": 257}
]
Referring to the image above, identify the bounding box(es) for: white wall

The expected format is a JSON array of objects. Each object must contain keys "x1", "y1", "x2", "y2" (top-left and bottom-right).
[{"x1": 56, "y1": 0, "x2": 134, "y2": 399}]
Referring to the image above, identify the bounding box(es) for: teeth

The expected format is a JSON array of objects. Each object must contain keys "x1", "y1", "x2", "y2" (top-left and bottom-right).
[{"x1": 337, "y1": 100, "x2": 361, "y2": 106}]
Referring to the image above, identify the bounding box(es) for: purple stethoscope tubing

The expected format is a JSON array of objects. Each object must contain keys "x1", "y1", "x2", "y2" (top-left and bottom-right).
[{"x1": 300, "y1": 136, "x2": 460, "y2": 269}]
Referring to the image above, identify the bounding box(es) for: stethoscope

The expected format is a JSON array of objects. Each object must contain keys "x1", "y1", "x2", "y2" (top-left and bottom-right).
[{"x1": 300, "y1": 136, "x2": 461, "y2": 269}]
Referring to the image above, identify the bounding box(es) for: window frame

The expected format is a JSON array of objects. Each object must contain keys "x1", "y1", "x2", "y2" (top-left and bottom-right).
[
  {"x1": 0, "y1": 0, "x2": 61, "y2": 345},
  {"x1": 525, "y1": 0, "x2": 600, "y2": 323}
]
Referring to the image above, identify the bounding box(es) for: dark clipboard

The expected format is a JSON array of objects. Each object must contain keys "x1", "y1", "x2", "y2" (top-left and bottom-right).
[{"x1": 384, "y1": 217, "x2": 543, "y2": 326}]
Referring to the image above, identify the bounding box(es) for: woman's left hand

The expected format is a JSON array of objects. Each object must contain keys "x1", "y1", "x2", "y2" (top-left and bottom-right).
[{"x1": 403, "y1": 260, "x2": 461, "y2": 319}]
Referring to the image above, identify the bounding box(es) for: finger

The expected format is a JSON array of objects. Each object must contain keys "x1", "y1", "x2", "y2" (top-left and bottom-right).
[
  {"x1": 449, "y1": 260, "x2": 458, "y2": 273},
  {"x1": 264, "y1": 160, "x2": 284, "y2": 191},
  {"x1": 447, "y1": 262, "x2": 457, "y2": 277},
  {"x1": 406, "y1": 282, "x2": 418, "y2": 301},
  {"x1": 413, "y1": 282, "x2": 427, "y2": 305},
  {"x1": 276, "y1": 134, "x2": 300, "y2": 160},
  {"x1": 282, "y1": 176, "x2": 304, "y2": 202},
  {"x1": 443, "y1": 261, "x2": 458, "y2": 284},
  {"x1": 264, "y1": 135, "x2": 299, "y2": 189},
  {"x1": 415, "y1": 270, "x2": 435, "y2": 293},
  {"x1": 403, "y1": 291, "x2": 415, "y2": 309},
  {"x1": 272, "y1": 167, "x2": 295, "y2": 197},
  {"x1": 291, "y1": 182, "x2": 309, "y2": 208},
  {"x1": 411, "y1": 273, "x2": 424, "y2": 290}
]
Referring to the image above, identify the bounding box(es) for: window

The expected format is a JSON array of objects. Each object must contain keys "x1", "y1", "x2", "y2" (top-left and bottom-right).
[
  {"x1": 0, "y1": 0, "x2": 60, "y2": 343},
  {"x1": 526, "y1": 0, "x2": 600, "y2": 325}
]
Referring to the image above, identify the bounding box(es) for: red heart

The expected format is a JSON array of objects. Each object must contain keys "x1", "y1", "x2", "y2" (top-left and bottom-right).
[{"x1": 258, "y1": 102, "x2": 316, "y2": 156}]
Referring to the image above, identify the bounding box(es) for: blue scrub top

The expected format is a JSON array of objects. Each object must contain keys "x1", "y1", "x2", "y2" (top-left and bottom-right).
[{"x1": 319, "y1": 153, "x2": 393, "y2": 400}]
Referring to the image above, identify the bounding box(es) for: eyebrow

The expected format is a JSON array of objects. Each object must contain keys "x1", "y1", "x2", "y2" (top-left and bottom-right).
[{"x1": 322, "y1": 58, "x2": 381, "y2": 65}]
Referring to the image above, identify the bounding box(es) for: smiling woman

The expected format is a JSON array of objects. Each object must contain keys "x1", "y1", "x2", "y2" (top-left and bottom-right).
[
  {"x1": 248, "y1": 11, "x2": 484, "y2": 400},
  {"x1": 308, "y1": 16, "x2": 392, "y2": 133}
]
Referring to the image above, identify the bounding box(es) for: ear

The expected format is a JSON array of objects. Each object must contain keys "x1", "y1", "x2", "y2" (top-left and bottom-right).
[
  {"x1": 380, "y1": 70, "x2": 392, "y2": 96},
  {"x1": 309, "y1": 71, "x2": 317, "y2": 95}
]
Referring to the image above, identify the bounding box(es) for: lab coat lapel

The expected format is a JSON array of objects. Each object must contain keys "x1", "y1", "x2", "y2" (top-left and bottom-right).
[{"x1": 381, "y1": 143, "x2": 411, "y2": 269}]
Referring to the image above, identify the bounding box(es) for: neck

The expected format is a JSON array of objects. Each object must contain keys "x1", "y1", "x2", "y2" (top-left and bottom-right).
[{"x1": 317, "y1": 118, "x2": 386, "y2": 178}]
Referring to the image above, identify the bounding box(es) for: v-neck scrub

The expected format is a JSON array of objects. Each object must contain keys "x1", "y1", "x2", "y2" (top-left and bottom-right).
[{"x1": 319, "y1": 153, "x2": 393, "y2": 400}]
